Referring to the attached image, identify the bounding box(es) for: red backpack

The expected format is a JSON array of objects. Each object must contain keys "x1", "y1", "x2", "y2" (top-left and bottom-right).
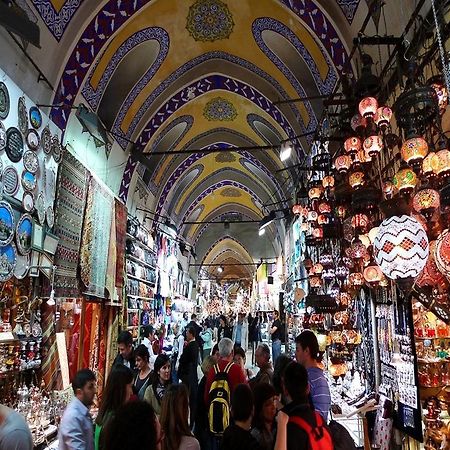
[{"x1": 289, "y1": 412, "x2": 334, "y2": 450}]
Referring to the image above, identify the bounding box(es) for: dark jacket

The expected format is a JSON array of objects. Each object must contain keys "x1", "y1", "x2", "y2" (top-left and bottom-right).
[
  {"x1": 178, "y1": 340, "x2": 199, "y2": 382},
  {"x1": 250, "y1": 363, "x2": 273, "y2": 387},
  {"x1": 222, "y1": 424, "x2": 262, "y2": 450},
  {"x1": 112, "y1": 353, "x2": 137, "y2": 376},
  {"x1": 218, "y1": 325, "x2": 232, "y2": 340}
]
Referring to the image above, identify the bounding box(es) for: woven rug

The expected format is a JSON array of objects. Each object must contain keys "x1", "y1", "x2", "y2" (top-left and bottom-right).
[
  {"x1": 115, "y1": 200, "x2": 127, "y2": 291},
  {"x1": 53, "y1": 150, "x2": 88, "y2": 297},
  {"x1": 80, "y1": 176, "x2": 113, "y2": 298}
]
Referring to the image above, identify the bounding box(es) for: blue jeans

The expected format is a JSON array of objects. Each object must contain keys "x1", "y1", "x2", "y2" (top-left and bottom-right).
[{"x1": 272, "y1": 339, "x2": 281, "y2": 364}]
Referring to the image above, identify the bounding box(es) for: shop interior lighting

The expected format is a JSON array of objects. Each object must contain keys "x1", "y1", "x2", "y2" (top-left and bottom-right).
[
  {"x1": 258, "y1": 228, "x2": 266, "y2": 236},
  {"x1": 279, "y1": 141, "x2": 292, "y2": 161}
]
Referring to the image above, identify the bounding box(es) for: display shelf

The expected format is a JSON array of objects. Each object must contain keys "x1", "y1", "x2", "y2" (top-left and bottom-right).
[
  {"x1": 126, "y1": 254, "x2": 156, "y2": 269},
  {"x1": 126, "y1": 234, "x2": 155, "y2": 253},
  {"x1": 127, "y1": 274, "x2": 156, "y2": 285}
]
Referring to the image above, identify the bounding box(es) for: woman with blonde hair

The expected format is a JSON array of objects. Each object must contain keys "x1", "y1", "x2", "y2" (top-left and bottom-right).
[{"x1": 160, "y1": 384, "x2": 200, "y2": 450}]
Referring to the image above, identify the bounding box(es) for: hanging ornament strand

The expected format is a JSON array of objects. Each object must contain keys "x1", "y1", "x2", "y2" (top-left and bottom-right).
[{"x1": 431, "y1": 0, "x2": 450, "y2": 93}]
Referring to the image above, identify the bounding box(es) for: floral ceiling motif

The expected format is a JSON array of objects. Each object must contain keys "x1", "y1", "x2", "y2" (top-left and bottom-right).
[
  {"x1": 203, "y1": 97, "x2": 237, "y2": 121},
  {"x1": 215, "y1": 151, "x2": 236, "y2": 163},
  {"x1": 221, "y1": 187, "x2": 242, "y2": 198},
  {"x1": 186, "y1": 0, "x2": 234, "y2": 42}
]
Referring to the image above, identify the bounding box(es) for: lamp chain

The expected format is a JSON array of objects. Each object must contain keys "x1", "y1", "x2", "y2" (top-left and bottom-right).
[{"x1": 431, "y1": 0, "x2": 450, "y2": 92}]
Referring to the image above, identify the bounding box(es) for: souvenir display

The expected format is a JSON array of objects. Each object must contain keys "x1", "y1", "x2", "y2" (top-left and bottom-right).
[
  {"x1": 53, "y1": 141, "x2": 62, "y2": 164},
  {"x1": 29, "y1": 106, "x2": 42, "y2": 129},
  {"x1": 40, "y1": 126, "x2": 51, "y2": 155},
  {"x1": 0, "y1": 201, "x2": 14, "y2": 246},
  {"x1": 0, "y1": 121, "x2": 6, "y2": 151},
  {"x1": 2, "y1": 166, "x2": 19, "y2": 196},
  {"x1": 5, "y1": 127, "x2": 24, "y2": 163},
  {"x1": 0, "y1": 82, "x2": 9, "y2": 120},
  {"x1": 0, "y1": 243, "x2": 16, "y2": 282},
  {"x1": 50, "y1": 135, "x2": 60, "y2": 161},
  {"x1": 14, "y1": 253, "x2": 30, "y2": 279},
  {"x1": 46, "y1": 206, "x2": 54, "y2": 229},
  {"x1": 35, "y1": 192, "x2": 45, "y2": 225},
  {"x1": 15, "y1": 214, "x2": 32, "y2": 255},
  {"x1": 23, "y1": 150, "x2": 38, "y2": 174},
  {"x1": 26, "y1": 129, "x2": 39, "y2": 150},
  {"x1": 17, "y1": 96, "x2": 28, "y2": 135},
  {"x1": 22, "y1": 192, "x2": 34, "y2": 213},
  {"x1": 21, "y1": 171, "x2": 37, "y2": 192}
]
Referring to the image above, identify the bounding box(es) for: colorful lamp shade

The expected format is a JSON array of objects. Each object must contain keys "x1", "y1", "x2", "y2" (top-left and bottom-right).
[
  {"x1": 351, "y1": 114, "x2": 367, "y2": 131},
  {"x1": 429, "y1": 76, "x2": 449, "y2": 115},
  {"x1": 312, "y1": 263, "x2": 323, "y2": 275},
  {"x1": 351, "y1": 213, "x2": 369, "y2": 231},
  {"x1": 322, "y1": 175, "x2": 335, "y2": 189},
  {"x1": 292, "y1": 204, "x2": 302, "y2": 215},
  {"x1": 308, "y1": 186, "x2": 323, "y2": 200},
  {"x1": 412, "y1": 188, "x2": 440, "y2": 219},
  {"x1": 359, "y1": 97, "x2": 378, "y2": 118},
  {"x1": 416, "y1": 240, "x2": 446, "y2": 288},
  {"x1": 318, "y1": 202, "x2": 331, "y2": 214},
  {"x1": 334, "y1": 155, "x2": 352, "y2": 174},
  {"x1": 374, "y1": 106, "x2": 393, "y2": 128},
  {"x1": 382, "y1": 180, "x2": 398, "y2": 199},
  {"x1": 435, "y1": 230, "x2": 450, "y2": 281},
  {"x1": 435, "y1": 149, "x2": 450, "y2": 177},
  {"x1": 344, "y1": 136, "x2": 362, "y2": 155},
  {"x1": 312, "y1": 227, "x2": 323, "y2": 240},
  {"x1": 339, "y1": 292, "x2": 351, "y2": 306},
  {"x1": 368, "y1": 226, "x2": 379, "y2": 244},
  {"x1": 422, "y1": 151, "x2": 440, "y2": 178},
  {"x1": 349, "y1": 272, "x2": 364, "y2": 286},
  {"x1": 322, "y1": 268, "x2": 335, "y2": 280},
  {"x1": 307, "y1": 211, "x2": 318, "y2": 222},
  {"x1": 363, "y1": 264, "x2": 384, "y2": 285},
  {"x1": 363, "y1": 135, "x2": 383, "y2": 157},
  {"x1": 373, "y1": 215, "x2": 429, "y2": 279},
  {"x1": 349, "y1": 240, "x2": 368, "y2": 260},
  {"x1": 309, "y1": 276, "x2": 322, "y2": 288},
  {"x1": 349, "y1": 171, "x2": 365, "y2": 189},
  {"x1": 317, "y1": 214, "x2": 330, "y2": 225},
  {"x1": 336, "y1": 205, "x2": 347, "y2": 219},
  {"x1": 401, "y1": 137, "x2": 429, "y2": 165},
  {"x1": 392, "y1": 167, "x2": 418, "y2": 194}
]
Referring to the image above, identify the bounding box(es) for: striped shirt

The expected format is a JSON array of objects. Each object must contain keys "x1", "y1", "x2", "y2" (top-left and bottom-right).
[{"x1": 307, "y1": 367, "x2": 331, "y2": 421}]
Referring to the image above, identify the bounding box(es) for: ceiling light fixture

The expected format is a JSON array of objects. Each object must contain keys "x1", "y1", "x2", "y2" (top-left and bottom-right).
[
  {"x1": 217, "y1": 266, "x2": 223, "y2": 273},
  {"x1": 258, "y1": 228, "x2": 266, "y2": 236},
  {"x1": 279, "y1": 141, "x2": 292, "y2": 161},
  {"x1": 259, "y1": 211, "x2": 276, "y2": 232}
]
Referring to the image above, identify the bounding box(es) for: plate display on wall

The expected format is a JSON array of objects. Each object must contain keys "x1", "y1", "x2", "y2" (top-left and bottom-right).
[
  {"x1": 14, "y1": 253, "x2": 30, "y2": 279},
  {"x1": 0, "y1": 121, "x2": 6, "y2": 151},
  {"x1": 29, "y1": 106, "x2": 42, "y2": 129},
  {"x1": 21, "y1": 170, "x2": 37, "y2": 192},
  {"x1": 5, "y1": 127, "x2": 24, "y2": 162},
  {"x1": 2, "y1": 166, "x2": 19, "y2": 196},
  {"x1": 0, "y1": 244, "x2": 17, "y2": 282},
  {"x1": 0, "y1": 82, "x2": 9, "y2": 120},
  {"x1": 16, "y1": 214, "x2": 32, "y2": 255},
  {"x1": 46, "y1": 206, "x2": 54, "y2": 228},
  {"x1": 0, "y1": 201, "x2": 14, "y2": 246},
  {"x1": 45, "y1": 168, "x2": 56, "y2": 200},
  {"x1": 41, "y1": 126, "x2": 51, "y2": 155},
  {"x1": 53, "y1": 139, "x2": 62, "y2": 163},
  {"x1": 26, "y1": 129, "x2": 40, "y2": 150},
  {"x1": 35, "y1": 192, "x2": 45, "y2": 225},
  {"x1": 18, "y1": 96, "x2": 28, "y2": 135},
  {"x1": 23, "y1": 150, "x2": 38, "y2": 174},
  {"x1": 51, "y1": 135, "x2": 60, "y2": 161},
  {"x1": 22, "y1": 192, "x2": 34, "y2": 213}
]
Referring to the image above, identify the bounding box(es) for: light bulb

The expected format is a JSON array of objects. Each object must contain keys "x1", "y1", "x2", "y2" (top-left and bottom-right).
[
  {"x1": 47, "y1": 289, "x2": 55, "y2": 306},
  {"x1": 258, "y1": 228, "x2": 266, "y2": 236},
  {"x1": 279, "y1": 142, "x2": 292, "y2": 161}
]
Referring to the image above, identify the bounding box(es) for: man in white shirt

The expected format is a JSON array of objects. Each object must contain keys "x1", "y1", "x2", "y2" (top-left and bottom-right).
[{"x1": 141, "y1": 325, "x2": 158, "y2": 369}]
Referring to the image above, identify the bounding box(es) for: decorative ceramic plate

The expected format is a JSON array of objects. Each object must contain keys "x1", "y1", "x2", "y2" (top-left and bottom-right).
[
  {"x1": 41, "y1": 126, "x2": 51, "y2": 155},
  {"x1": 45, "y1": 168, "x2": 56, "y2": 200},
  {"x1": 14, "y1": 253, "x2": 30, "y2": 279},
  {"x1": 0, "y1": 244, "x2": 16, "y2": 282},
  {"x1": 0, "y1": 201, "x2": 14, "y2": 246},
  {"x1": 0, "y1": 82, "x2": 9, "y2": 120},
  {"x1": 51, "y1": 135, "x2": 60, "y2": 161},
  {"x1": 5, "y1": 127, "x2": 24, "y2": 162},
  {"x1": 46, "y1": 206, "x2": 54, "y2": 228},
  {"x1": 26, "y1": 129, "x2": 40, "y2": 150},
  {"x1": 18, "y1": 96, "x2": 28, "y2": 135},
  {"x1": 21, "y1": 170, "x2": 37, "y2": 192},
  {"x1": 0, "y1": 121, "x2": 6, "y2": 151},
  {"x1": 16, "y1": 214, "x2": 32, "y2": 255},
  {"x1": 35, "y1": 192, "x2": 45, "y2": 225},
  {"x1": 2, "y1": 166, "x2": 19, "y2": 196},
  {"x1": 29, "y1": 106, "x2": 42, "y2": 129},
  {"x1": 53, "y1": 140, "x2": 62, "y2": 164},
  {"x1": 22, "y1": 192, "x2": 34, "y2": 213},
  {"x1": 23, "y1": 150, "x2": 38, "y2": 174}
]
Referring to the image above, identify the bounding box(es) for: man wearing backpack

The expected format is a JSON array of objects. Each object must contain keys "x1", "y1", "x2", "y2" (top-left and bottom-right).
[
  {"x1": 204, "y1": 338, "x2": 247, "y2": 449},
  {"x1": 281, "y1": 362, "x2": 334, "y2": 450}
]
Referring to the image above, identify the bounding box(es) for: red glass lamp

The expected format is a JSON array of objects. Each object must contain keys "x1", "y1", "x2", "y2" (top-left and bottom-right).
[
  {"x1": 334, "y1": 155, "x2": 352, "y2": 174},
  {"x1": 436, "y1": 149, "x2": 450, "y2": 178},
  {"x1": 344, "y1": 137, "x2": 362, "y2": 156},
  {"x1": 374, "y1": 106, "x2": 393, "y2": 129},
  {"x1": 412, "y1": 188, "x2": 440, "y2": 220},
  {"x1": 359, "y1": 97, "x2": 378, "y2": 118},
  {"x1": 322, "y1": 175, "x2": 335, "y2": 189},
  {"x1": 363, "y1": 135, "x2": 383, "y2": 158},
  {"x1": 401, "y1": 137, "x2": 429, "y2": 166},
  {"x1": 349, "y1": 171, "x2": 365, "y2": 189}
]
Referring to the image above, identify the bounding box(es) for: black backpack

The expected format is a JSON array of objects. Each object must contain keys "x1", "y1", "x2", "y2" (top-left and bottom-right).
[{"x1": 327, "y1": 420, "x2": 356, "y2": 450}]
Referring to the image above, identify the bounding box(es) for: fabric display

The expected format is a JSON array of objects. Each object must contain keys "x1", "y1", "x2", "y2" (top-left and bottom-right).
[
  {"x1": 41, "y1": 303, "x2": 62, "y2": 391},
  {"x1": 115, "y1": 200, "x2": 127, "y2": 291},
  {"x1": 53, "y1": 149, "x2": 88, "y2": 297}
]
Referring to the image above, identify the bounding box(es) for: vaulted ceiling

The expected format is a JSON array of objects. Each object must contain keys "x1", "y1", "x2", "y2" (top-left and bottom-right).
[{"x1": 22, "y1": 0, "x2": 423, "y2": 281}]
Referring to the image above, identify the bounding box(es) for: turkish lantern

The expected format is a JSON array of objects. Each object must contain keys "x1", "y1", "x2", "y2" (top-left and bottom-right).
[
  {"x1": 318, "y1": 202, "x2": 331, "y2": 214},
  {"x1": 307, "y1": 211, "x2": 318, "y2": 222},
  {"x1": 363, "y1": 135, "x2": 383, "y2": 157},
  {"x1": 422, "y1": 151, "x2": 439, "y2": 178},
  {"x1": 308, "y1": 186, "x2": 323, "y2": 200},
  {"x1": 374, "y1": 106, "x2": 393, "y2": 129},
  {"x1": 393, "y1": 166, "x2": 418, "y2": 194},
  {"x1": 401, "y1": 137, "x2": 429, "y2": 166},
  {"x1": 351, "y1": 213, "x2": 369, "y2": 232},
  {"x1": 344, "y1": 137, "x2": 362, "y2": 156},
  {"x1": 334, "y1": 155, "x2": 352, "y2": 174},
  {"x1": 322, "y1": 175, "x2": 335, "y2": 189},
  {"x1": 364, "y1": 264, "x2": 384, "y2": 286},
  {"x1": 349, "y1": 272, "x2": 364, "y2": 286},
  {"x1": 310, "y1": 276, "x2": 322, "y2": 288},
  {"x1": 348, "y1": 239, "x2": 368, "y2": 260},
  {"x1": 319, "y1": 254, "x2": 333, "y2": 266},
  {"x1": 349, "y1": 171, "x2": 365, "y2": 189},
  {"x1": 435, "y1": 230, "x2": 450, "y2": 281},
  {"x1": 312, "y1": 227, "x2": 323, "y2": 240},
  {"x1": 359, "y1": 97, "x2": 378, "y2": 118},
  {"x1": 335, "y1": 265, "x2": 349, "y2": 280},
  {"x1": 336, "y1": 205, "x2": 347, "y2": 219},
  {"x1": 412, "y1": 188, "x2": 440, "y2": 220},
  {"x1": 373, "y1": 215, "x2": 429, "y2": 280},
  {"x1": 292, "y1": 204, "x2": 302, "y2": 215},
  {"x1": 382, "y1": 180, "x2": 398, "y2": 199},
  {"x1": 435, "y1": 149, "x2": 450, "y2": 177},
  {"x1": 317, "y1": 214, "x2": 329, "y2": 225},
  {"x1": 416, "y1": 240, "x2": 446, "y2": 288}
]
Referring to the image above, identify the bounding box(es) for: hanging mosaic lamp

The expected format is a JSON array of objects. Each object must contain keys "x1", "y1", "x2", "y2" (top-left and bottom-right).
[
  {"x1": 428, "y1": 75, "x2": 448, "y2": 115},
  {"x1": 363, "y1": 135, "x2": 383, "y2": 157},
  {"x1": 339, "y1": 292, "x2": 351, "y2": 306},
  {"x1": 312, "y1": 227, "x2": 323, "y2": 240},
  {"x1": 392, "y1": 165, "x2": 418, "y2": 195},
  {"x1": 359, "y1": 97, "x2": 378, "y2": 118},
  {"x1": 292, "y1": 204, "x2": 302, "y2": 215},
  {"x1": 374, "y1": 106, "x2": 393, "y2": 129},
  {"x1": 351, "y1": 213, "x2": 369, "y2": 231},
  {"x1": 435, "y1": 149, "x2": 450, "y2": 178},
  {"x1": 363, "y1": 264, "x2": 384, "y2": 286},
  {"x1": 349, "y1": 171, "x2": 365, "y2": 189},
  {"x1": 336, "y1": 205, "x2": 347, "y2": 219},
  {"x1": 317, "y1": 214, "x2": 329, "y2": 225},
  {"x1": 307, "y1": 211, "x2": 318, "y2": 222},
  {"x1": 322, "y1": 268, "x2": 335, "y2": 281},
  {"x1": 349, "y1": 272, "x2": 364, "y2": 287},
  {"x1": 349, "y1": 239, "x2": 368, "y2": 260},
  {"x1": 308, "y1": 186, "x2": 323, "y2": 200},
  {"x1": 373, "y1": 215, "x2": 429, "y2": 280},
  {"x1": 335, "y1": 265, "x2": 350, "y2": 280},
  {"x1": 328, "y1": 282, "x2": 340, "y2": 299},
  {"x1": 422, "y1": 151, "x2": 440, "y2": 179},
  {"x1": 322, "y1": 175, "x2": 335, "y2": 189},
  {"x1": 359, "y1": 234, "x2": 371, "y2": 248},
  {"x1": 400, "y1": 137, "x2": 429, "y2": 166},
  {"x1": 344, "y1": 136, "x2": 362, "y2": 156},
  {"x1": 309, "y1": 276, "x2": 322, "y2": 288},
  {"x1": 334, "y1": 155, "x2": 352, "y2": 174},
  {"x1": 382, "y1": 180, "x2": 398, "y2": 199},
  {"x1": 319, "y1": 254, "x2": 334, "y2": 266},
  {"x1": 318, "y1": 202, "x2": 331, "y2": 214},
  {"x1": 412, "y1": 188, "x2": 440, "y2": 220},
  {"x1": 435, "y1": 230, "x2": 450, "y2": 281},
  {"x1": 416, "y1": 240, "x2": 446, "y2": 288}
]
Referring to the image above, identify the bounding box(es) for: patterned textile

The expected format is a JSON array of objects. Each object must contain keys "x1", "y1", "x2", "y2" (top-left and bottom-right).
[
  {"x1": 106, "y1": 202, "x2": 117, "y2": 300},
  {"x1": 115, "y1": 200, "x2": 127, "y2": 291},
  {"x1": 80, "y1": 176, "x2": 114, "y2": 298},
  {"x1": 53, "y1": 150, "x2": 88, "y2": 297},
  {"x1": 81, "y1": 303, "x2": 93, "y2": 369},
  {"x1": 41, "y1": 304, "x2": 62, "y2": 390}
]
